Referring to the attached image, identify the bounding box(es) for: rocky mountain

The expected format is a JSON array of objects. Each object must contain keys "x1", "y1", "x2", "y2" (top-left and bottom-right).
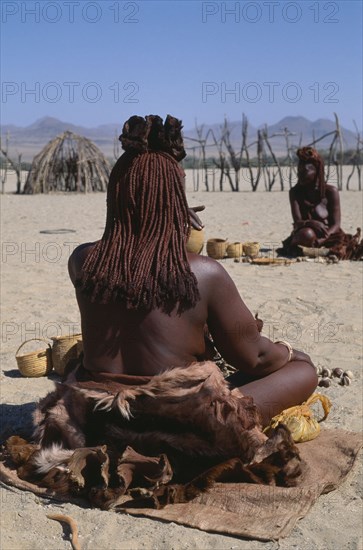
[
  {"x1": 0, "y1": 116, "x2": 359, "y2": 162},
  {"x1": 184, "y1": 116, "x2": 359, "y2": 157}
]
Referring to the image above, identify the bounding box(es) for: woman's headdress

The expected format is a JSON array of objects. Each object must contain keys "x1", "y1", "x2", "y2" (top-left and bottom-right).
[{"x1": 119, "y1": 114, "x2": 186, "y2": 161}]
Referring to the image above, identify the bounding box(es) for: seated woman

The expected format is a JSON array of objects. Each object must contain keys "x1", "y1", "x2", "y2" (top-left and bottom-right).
[
  {"x1": 67, "y1": 115, "x2": 317, "y2": 428},
  {"x1": 279, "y1": 147, "x2": 362, "y2": 260},
  {"x1": 11, "y1": 116, "x2": 318, "y2": 502}
]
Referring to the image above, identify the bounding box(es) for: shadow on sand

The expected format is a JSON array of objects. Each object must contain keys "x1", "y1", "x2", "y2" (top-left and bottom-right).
[{"x1": 0, "y1": 402, "x2": 37, "y2": 443}]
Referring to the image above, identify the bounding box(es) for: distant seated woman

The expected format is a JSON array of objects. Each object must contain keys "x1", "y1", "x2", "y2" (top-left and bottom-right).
[{"x1": 279, "y1": 147, "x2": 362, "y2": 260}]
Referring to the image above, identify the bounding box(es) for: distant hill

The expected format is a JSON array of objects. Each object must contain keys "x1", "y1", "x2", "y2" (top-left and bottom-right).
[
  {"x1": 0, "y1": 115, "x2": 359, "y2": 162},
  {"x1": 0, "y1": 117, "x2": 121, "y2": 162},
  {"x1": 184, "y1": 116, "x2": 359, "y2": 157}
]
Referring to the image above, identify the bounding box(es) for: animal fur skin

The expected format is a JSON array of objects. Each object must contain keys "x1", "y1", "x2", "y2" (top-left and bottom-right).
[
  {"x1": 8, "y1": 362, "x2": 303, "y2": 507},
  {"x1": 33, "y1": 362, "x2": 266, "y2": 460}
]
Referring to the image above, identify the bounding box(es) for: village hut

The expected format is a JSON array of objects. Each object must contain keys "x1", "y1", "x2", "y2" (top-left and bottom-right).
[{"x1": 23, "y1": 131, "x2": 111, "y2": 193}]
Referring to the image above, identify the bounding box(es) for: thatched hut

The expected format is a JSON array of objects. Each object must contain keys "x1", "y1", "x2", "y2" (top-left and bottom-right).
[{"x1": 23, "y1": 131, "x2": 111, "y2": 193}]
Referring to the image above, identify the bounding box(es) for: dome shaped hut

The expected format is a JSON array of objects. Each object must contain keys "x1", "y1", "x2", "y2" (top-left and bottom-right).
[{"x1": 23, "y1": 131, "x2": 111, "y2": 193}]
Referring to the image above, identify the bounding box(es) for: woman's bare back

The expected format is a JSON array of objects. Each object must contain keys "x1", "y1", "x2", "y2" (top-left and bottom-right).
[{"x1": 69, "y1": 244, "x2": 222, "y2": 375}]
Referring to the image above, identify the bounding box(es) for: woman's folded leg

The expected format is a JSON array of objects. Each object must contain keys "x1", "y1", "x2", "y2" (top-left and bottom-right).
[{"x1": 230, "y1": 361, "x2": 318, "y2": 427}]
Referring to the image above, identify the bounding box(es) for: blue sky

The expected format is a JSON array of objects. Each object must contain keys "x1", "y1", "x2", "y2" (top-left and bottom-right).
[{"x1": 1, "y1": 0, "x2": 362, "y2": 131}]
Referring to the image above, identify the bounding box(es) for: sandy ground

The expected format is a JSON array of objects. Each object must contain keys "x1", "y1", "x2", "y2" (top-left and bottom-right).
[{"x1": 0, "y1": 170, "x2": 362, "y2": 549}]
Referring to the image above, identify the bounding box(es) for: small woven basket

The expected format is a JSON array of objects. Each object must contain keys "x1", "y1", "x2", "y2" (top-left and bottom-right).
[
  {"x1": 206, "y1": 238, "x2": 229, "y2": 259},
  {"x1": 51, "y1": 333, "x2": 82, "y2": 376},
  {"x1": 243, "y1": 241, "x2": 260, "y2": 258},
  {"x1": 226, "y1": 242, "x2": 243, "y2": 258},
  {"x1": 186, "y1": 228, "x2": 205, "y2": 254},
  {"x1": 15, "y1": 338, "x2": 53, "y2": 377}
]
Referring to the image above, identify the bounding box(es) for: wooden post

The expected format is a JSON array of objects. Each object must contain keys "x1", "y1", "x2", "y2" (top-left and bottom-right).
[
  {"x1": 195, "y1": 122, "x2": 209, "y2": 192},
  {"x1": 0, "y1": 133, "x2": 23, "y2": 194},
  {"x1": 222, "y1": 117, "x2": 240, "y2": 191},
  {"x1": 346, "y1": 122, "x2": 362, "y2": 191},
  {"x1": 334, "y1": 113, "x2": 344, "y2": 190}
]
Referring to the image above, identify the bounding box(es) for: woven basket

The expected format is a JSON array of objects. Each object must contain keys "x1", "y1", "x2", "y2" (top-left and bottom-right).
[
  {"x1": 51, "y1": 334, "x2": 82, "y2": 376},
  {"x1": 227, "y1": 242, "x2": 243, "y2": 258},
  {"x1": 243, "y1": 241, "x2": 260, "y2": 258},
  {"x1": 206, "y1": 238, "x2": 229, "y2": 260},
  {"x1": 186, "y1": 228, "x2": 205, "y2": 254},
  {"x1": 15, "y1": 338, "x2": 53, "y2": 377}
]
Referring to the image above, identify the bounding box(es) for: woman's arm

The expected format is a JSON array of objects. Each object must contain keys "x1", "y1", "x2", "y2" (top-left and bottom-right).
[
  {"x1": 315, "y1": 186, "x2": 341, "y2": 245},
  {"x1": 205, "y1": 260, "x2": 309, "y2": 376},
  {"x1": 289, "y1": 188, "x2": 304, "y2": 227},
  {"x1": 326, "y1": 185, "x2": 341, "y2": 235}
]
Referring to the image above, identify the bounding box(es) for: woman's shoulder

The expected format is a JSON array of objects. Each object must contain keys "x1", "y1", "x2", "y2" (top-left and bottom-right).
[
  {"x1": 188, "y1": 253, "x2": 239, "y2": 302},
  {"x1": 325, "y1": 184, "x2": 340, "y2": 204},
  {"x1": 69, "y1": 242, "x2": 97, "y2": 262},
  {"x1": 188, "y1": 253, "x2": 230, "y2": 279},
  {"x1": 325, "y1": 183, "x2": 339, "y2": 195},
  {"x1": 68, "y1": 242, "x2": 98, "y2": 284}
]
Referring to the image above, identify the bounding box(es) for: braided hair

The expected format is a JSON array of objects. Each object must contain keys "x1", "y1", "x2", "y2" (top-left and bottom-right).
[
  {"x1": 77, "y1": 115, "x2": 200, "y2": 314},
  {"x1": 296, "y1": 147, "x2": 326, "y2": 199}
]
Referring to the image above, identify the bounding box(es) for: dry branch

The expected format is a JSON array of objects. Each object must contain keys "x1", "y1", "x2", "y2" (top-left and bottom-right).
[{"x1": 47, "y1": 514, "x2": 81, "y2": 550}]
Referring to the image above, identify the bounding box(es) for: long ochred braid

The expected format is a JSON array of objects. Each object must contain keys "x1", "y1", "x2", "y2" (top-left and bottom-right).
[{"x1": 77, "y1": 117, "x2": 200, "y2": 313}]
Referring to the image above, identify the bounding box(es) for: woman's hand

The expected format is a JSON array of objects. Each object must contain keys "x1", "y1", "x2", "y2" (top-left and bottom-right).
[
  {"x1": 304, "y1": 220, "x2": 329, "y2": 236},
  {"x1": 188, "y1": 205, "x2": 205, "y2": 230}
]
